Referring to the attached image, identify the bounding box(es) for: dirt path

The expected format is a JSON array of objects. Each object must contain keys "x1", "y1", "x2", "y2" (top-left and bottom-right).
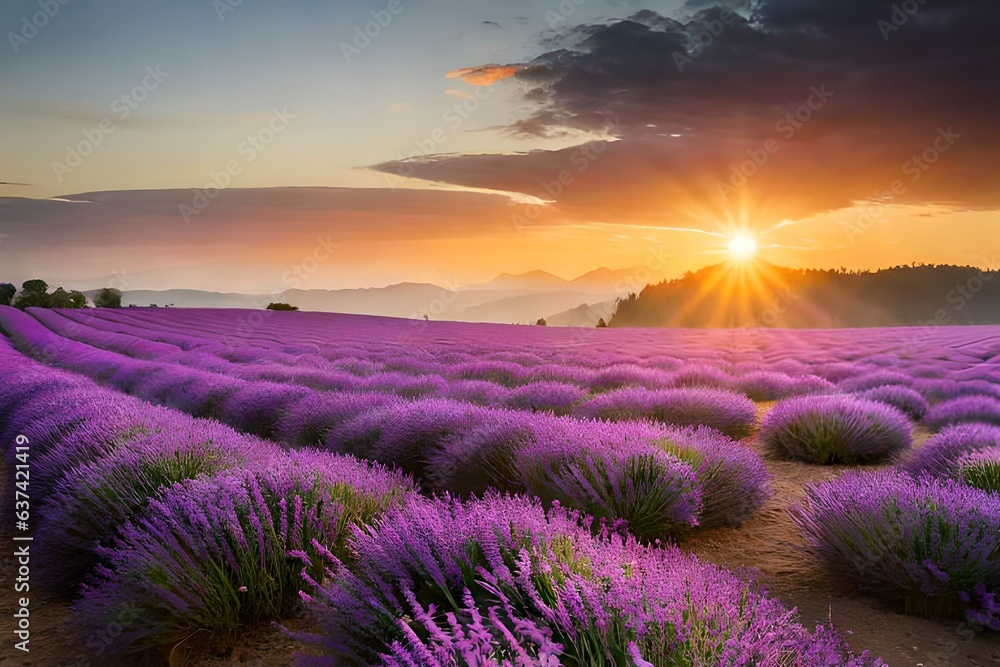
[{"x1": 683, "y1": 425, "x2": 1000, "y2": 667}]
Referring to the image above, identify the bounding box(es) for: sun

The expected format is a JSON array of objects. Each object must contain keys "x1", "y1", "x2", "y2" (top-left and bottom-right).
[{"x1": 728, "y1": 235, "x2": 758, "y2": 260}]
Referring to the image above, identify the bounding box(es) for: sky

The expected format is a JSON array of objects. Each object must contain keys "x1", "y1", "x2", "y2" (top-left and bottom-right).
[{"x1": 0, "y1": 0, "x2": 998, "y2": 292}]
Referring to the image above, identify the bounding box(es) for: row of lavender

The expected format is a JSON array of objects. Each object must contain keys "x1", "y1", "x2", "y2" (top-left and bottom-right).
[
  {"x1": 0, "y1": 338, "x2": 881, "y2": 664},
  {"x1": 0, "y1": 305, "x2": 771, "y2": 535},
  {"x1": 35, "y1": 308, "x2": 1000, "y2": 417},
  {"x1": 11, "y1": 308, "x2": 1000, "y2": 491},
  {"x1": 4, "y1": 305, "x2": 999, "y2": 631}
]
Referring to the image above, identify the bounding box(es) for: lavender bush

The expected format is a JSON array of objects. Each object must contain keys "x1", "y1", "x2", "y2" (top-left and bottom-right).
[
  {"x1": 328, "y1": 399, "x2": 483, "y2": 479},
  {"x1": 275, "y1": 391, "x2": 400, "y2": 447},
  {"x1": 902, "y1": 423, "x2": 1000, "y2": 479},
  {"x1": 425, "y1": 409, "x2": 541, "y2": 496},
  {"x1": 576, "y1": 387, "x2": 757, "y2": 439},
  {"x1": 519, "y1": 427, "x2": 702, "y2": 540},
  {"x1": 791, "y1": 470, "x2": 1000, "y2": 628},
  {"x1": 762, "y1": 395, "x2": 912, "y2": 464},
  {"x1": 656, "y1": 426, "x2": 772, "y2": 528},
  {"x1": 37, "y1": 419, "x2": 274, "y2": 593},
  {"x1": 856, "y1": 385, "x2": 929, "y2": 420},
  {"x1": 72, "y1": 451, "x2": 416, "y2": 653},
  {"x1": 924, "y1": 395, "x2": 1000, "y2": 430},
  {"x1": 217, "y1": 382, "x2": 312, "y2": 438},
  {"x1": 958, "y1": 447, "x2": 1000, "y2": 493},
  {"x1": 292, "y1": 495, "x2": 883, "y2": 666},
  {"x1": 504, "y1": 381, "x2": 587, "y2": 415},
  {"x1": 838, "y1": 370, "x2": 914, "y2": 392}
]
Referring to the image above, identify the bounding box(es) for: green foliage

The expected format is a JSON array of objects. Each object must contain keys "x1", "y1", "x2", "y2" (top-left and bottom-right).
[
  {"x1": 94, "y1": 288, "x2": 123, "y2": 308},
  {"x1": 13, "y1": 289, "x2": 50, "y2": 309},
  {"x1": 49, "y1": 287, "x2": 87, "y2": 308},
  {"x1": 21, "y1": 279, "x2": 48, "y2": 295},
  {"x1": 959, "y1": 458, "x2": 1000, "y2": 493},
  {"x1": 266, "y1": 302, "x2": 299, "y2": 311},
  {"x1": 10, "y1": 280, "x2": 87, "y2": 309},
  {"x1": 0, "y1": 282, "x2": 15, "y2": 306}
]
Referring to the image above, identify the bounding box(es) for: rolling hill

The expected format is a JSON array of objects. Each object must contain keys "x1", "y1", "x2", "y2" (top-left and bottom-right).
[{"x1": 610, "y1": 261, "x2": 1000, "y2": 328}]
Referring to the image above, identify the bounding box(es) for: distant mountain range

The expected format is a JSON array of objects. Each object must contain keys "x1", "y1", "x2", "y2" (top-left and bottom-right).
[
  {"x1": 473, "y1": 267, "x2": 649, "y2": 293},
  {"x1": 90, "y1": 268, "x2": 651, "y2": 325},
  {"x1": 610, "y1": 261, "x2": 1000, "y2": 328}
]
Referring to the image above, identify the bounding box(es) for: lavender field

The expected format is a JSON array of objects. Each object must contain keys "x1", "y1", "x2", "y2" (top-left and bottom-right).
[{"x1": 2, "y1": 305, "x2": 999, "y2": 666}]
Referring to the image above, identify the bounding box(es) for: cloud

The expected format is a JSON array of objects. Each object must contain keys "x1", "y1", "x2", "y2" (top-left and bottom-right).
[
  {"x1": 445, "y1": 64, "x2": 525, "y2": 86},
  {"x1": 444, "y1": 88, "x2": 476, "y2": 100},
  {"x1": 377, "y1": 1, "x2": 1000, "y2": 227}
]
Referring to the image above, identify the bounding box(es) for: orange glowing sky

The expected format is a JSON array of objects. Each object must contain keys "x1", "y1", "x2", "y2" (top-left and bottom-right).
[{"x1": 1, "y1": 0, "x2": 998, "y2": 291}]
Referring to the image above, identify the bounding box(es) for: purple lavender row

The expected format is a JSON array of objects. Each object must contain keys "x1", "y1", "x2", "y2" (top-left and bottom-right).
[
  {"x1": 290, "y1": 494, "x2": 884, "y2": 666},
  {"x1": 31, "y1": 309, "x2": 1000, "y2": 428},
  {"x1": 0, "y1": 338, "x2": 417, "y2": 653},
  {"x1": 2, "y1": 306, "x2": 772, "y2": 537}
]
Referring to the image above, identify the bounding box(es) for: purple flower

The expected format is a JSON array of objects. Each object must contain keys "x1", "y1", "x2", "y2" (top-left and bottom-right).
[
  {"x1": 292, "y1": 494, "x2": 883, "y2": 666},
  {"x1": 504, "y1": 381, "x2": 587, "y2": 416},
  {"x1": 576, "y1": 387, "x2": 757, "y2": 439},
  {"x1": 956, "y1": 446, "x2": 1000, "y2": 493},
  {"x1": 924, "y1": 395, "x2": 1000, "y2": 430},
  {"x1": 838, "y1": 370, "x2": 914, "y2": 393},
  {"x1": 902, "y1": 423, "x2": 1000, "y2": 478},
  {"x1": 791, "y1": 470, "x2": 1000, "y2": 627},
  {"x1": 518, "y1": 419, "x2": 703, "y2": 540},
  {"x1": 762, "y1": 395, "x2": 912, "y2": 464},
  {"x1": 71, "y1": 452, "x2": 416, "y2": 653},
  {"x1": 656, "y1": 425, "x2": 772, "y2": 528},
  {"x1": 856, "y1": 385, "x2": 929, "y2": 420}
]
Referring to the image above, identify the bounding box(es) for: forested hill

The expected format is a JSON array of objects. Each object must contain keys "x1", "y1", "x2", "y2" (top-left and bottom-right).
[{"x1": 609, "y1": 262, "x2": 1000, "y2": 328}]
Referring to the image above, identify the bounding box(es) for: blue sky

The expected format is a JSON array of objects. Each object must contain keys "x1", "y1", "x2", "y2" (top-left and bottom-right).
[{"x1": 1, "y1": 0, "x2": 683, "y2": 197}]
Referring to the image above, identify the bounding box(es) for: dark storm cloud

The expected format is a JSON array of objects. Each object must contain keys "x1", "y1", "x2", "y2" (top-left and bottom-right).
[{"x1": 375, "y1": 0, "x2": 1000, "y2": 223}]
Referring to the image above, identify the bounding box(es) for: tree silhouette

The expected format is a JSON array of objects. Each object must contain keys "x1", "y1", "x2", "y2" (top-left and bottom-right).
[
  {"x1": 94, "y1": 288, "x2": 124, "y2": 308},
  {"x1": 13, "y1": 279, "x2": 51, "y2": 309}
]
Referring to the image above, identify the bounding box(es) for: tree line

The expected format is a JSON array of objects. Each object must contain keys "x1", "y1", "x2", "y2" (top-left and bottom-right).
[{"x1": 0, "y1": 280, "x2": 123, "y2": 309}]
